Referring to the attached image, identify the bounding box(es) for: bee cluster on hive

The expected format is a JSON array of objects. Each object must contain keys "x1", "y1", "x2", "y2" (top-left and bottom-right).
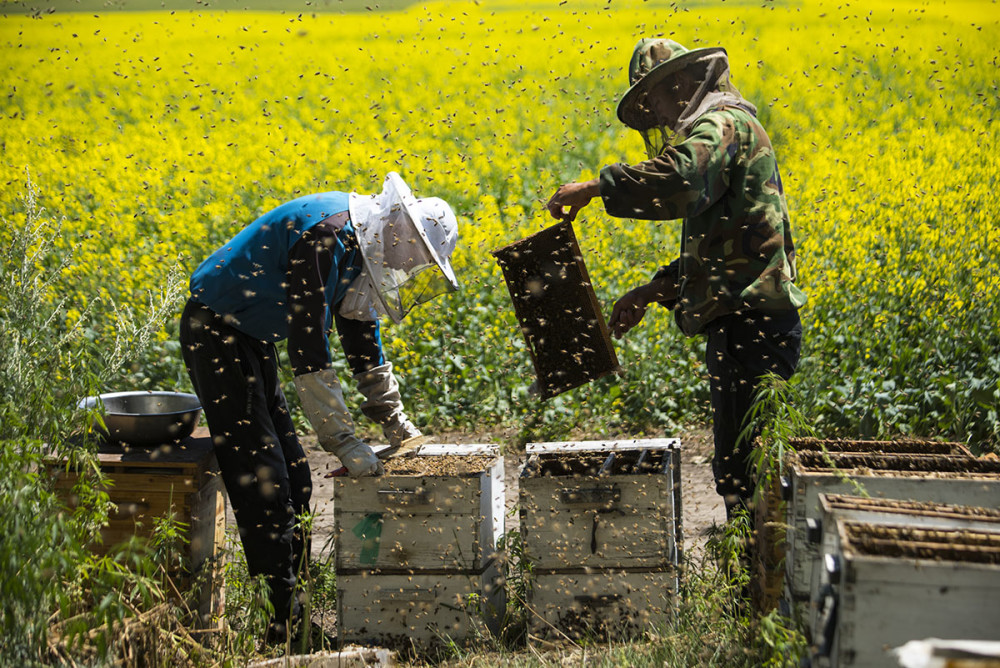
[
  {"x1": 518, "y1": 439, "x2": 682, "y2": 642},
  {"x1": 333, "y1": 443, "x2": 506, "y2": 652}
]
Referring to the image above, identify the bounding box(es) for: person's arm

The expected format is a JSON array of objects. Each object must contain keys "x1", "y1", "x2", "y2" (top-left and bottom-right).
[
  {"x1": 286, "y1": 221, "x2": 337, "y2": 376},
  {"x1": 600, "y1": 112, "x2": 738, "y2": 221},
  {"x1": 546, "y1": 178, "x2": 600, "y2": 222},
  {"x1": 287, "y1": 217, "x2": 382, "y2": 477}
]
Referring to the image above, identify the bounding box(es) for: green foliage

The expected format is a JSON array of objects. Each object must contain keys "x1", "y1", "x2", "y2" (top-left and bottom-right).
[
  {"x1": 0, "y1": 178, "x2": 190, "y2": 665},
  {"x1": 740, "y1": 372, "x2": 817, "y2": 506}
]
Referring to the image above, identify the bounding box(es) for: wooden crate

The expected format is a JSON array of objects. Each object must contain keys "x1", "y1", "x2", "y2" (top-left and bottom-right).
[
  {"x1": 520, "y1": 439, "x2": 682, "y2": 571},
  {"x1": 527, "y1": 569, "x2": 675, "y2": 641},
  {"x1": 334, "y1": 444, "x2": 506, "y2": 649},
  {"x1": 334, "y1": 444, "x2": 503, "y2": 571},
  {"x1": 49, "y1": 436, "x2": 226, "y2": 627},
  {"x1": 812, "y1": 521, "x2": 1000, "y2": 668},
  {"x1": 337, "y1": 559, "x2": 505, "y2": 651},
  {"x1": 783, "y1": 451, "x2": 1000, "y2": 605},
  {"x1": 491, "y1": 220, "x2": 620, "y2": 399}
]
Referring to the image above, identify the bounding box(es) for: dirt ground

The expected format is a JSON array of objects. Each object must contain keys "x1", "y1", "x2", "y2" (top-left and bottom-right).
[{"x1": 273, "y1": 425, "x2": 726, "y2": 563}]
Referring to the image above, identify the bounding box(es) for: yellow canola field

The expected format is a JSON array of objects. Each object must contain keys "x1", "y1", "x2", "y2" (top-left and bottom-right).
[{"x1": 2, "y1": 0, "x2": 999, "y2": 437}]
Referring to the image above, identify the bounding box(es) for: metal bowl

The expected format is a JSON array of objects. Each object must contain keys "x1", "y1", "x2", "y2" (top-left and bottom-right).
[{"x1": 78, "y1": 391, "x2": 203, "y2": 447}]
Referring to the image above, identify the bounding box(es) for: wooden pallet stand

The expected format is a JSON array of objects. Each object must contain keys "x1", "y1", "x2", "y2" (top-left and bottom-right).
[
  {"x1": 333, "y1": 444, "x2": 505, "y2": 651},
  {"x1": 48, "y1": 435, "x2": 226, "y2": 628},
  {"x1": 519, "y1": 439, "x2": 682, "y2": 642}
]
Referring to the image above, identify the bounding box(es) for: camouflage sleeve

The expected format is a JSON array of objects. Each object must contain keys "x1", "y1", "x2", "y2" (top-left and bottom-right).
[{"x1": 598, "y1": 111, "x2": 739, "y2": 221}]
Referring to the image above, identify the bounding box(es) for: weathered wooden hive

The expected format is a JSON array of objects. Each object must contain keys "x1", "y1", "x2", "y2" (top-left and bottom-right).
[
  {"x1": 783, "y1": 449, "x2": 1000, "y2": 605},
  {"x1": 807, "y1": 494, "x2": 1000, "y2": 646},
  {"x1": 811, "y1": 520, "x2": 1000, "y2": 668},
  {"x1": 519, "y1": 439, "x2": 681, "y2": 641},
  {"x1": 333, "y1": 444, "x2": 505, "y2": 651},
  {"x1": 49, "y1": 436, "x2": 226, "y2": 628}
]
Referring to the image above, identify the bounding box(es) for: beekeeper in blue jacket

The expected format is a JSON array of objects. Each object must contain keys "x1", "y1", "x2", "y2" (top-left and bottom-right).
[{"x1": 179, "y1": 172, "x2": 458, "y2": 643}]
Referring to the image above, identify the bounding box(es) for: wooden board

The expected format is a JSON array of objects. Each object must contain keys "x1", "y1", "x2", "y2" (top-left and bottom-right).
[
  {"x1": 334, "y1": 448, "x2": 504, "y2": 571},
  {"x1": 788, "y1": 437, "x2": 973, "y2": 457},
  {"x1": 47, "y1": 436, "x2": 226, "y2": 628},
  {"x1": 491, "y1": 220, "x2": 620, "y2": 399},
  {"x1": 527, "y1": 438, "x2": 680, "y2": 454},
  {"x1": 337, "y1": 560, "x2": 504, "y2": 650},
  {"x1": 527, "y1": 569, "x2": 676, "y2": 642}
]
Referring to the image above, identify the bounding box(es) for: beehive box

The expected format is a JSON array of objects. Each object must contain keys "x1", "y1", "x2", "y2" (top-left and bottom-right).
[
  {"x1": 334, "y1": 444, "x2": 503, "y2": 571},
  {"x1": 529, "y1": 569, "x2": 675, "y2": 641},
  {"x1": 49, "y1": 436, "x2": 226, "y2": 628},
  {"x1": 807, "y1": 494, "x2": 1000, "y2": 643},
  {"x1": 491, "y1": 220, "x2": 620, "y2": 399},
  {"x1": 520, "y1": 439, "x2": 681, "y2": 640},
  {"x1": 783, "y1": 451, "x2": 1000, "y2": 604},
  {"x1": 752, "y1": 438, "x2": 974, "y2": 614},
  {"x1": 337, "y1": 559, "x2": 505, "y2": 651},
  {"x1": 811, "y1": 521, "x2": 1000, "y2": 668},
  {"x1": 334, "y1": 444, "x2": 505, "y2": 649},
  {"x1": 520, "y1": 439, "x2": 682, "y2": 571}
]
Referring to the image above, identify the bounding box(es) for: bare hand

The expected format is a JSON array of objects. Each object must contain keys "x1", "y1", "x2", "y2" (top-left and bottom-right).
[
  {"x1": 608, "y1": 288, "x2": 650, "y2": 339},
  {"x1": 546, "y1": 179, "x2": 599, "y2": 222}
]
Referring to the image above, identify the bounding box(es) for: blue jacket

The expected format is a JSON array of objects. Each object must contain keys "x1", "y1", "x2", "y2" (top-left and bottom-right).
[{"x1": 190, "y1": 191, "x2": 383, "y2": 375}]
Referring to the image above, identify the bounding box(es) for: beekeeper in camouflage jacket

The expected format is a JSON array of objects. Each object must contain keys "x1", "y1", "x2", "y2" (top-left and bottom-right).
[{"x1": 547, "y1": 38, "x2": 806, "y2": 519}]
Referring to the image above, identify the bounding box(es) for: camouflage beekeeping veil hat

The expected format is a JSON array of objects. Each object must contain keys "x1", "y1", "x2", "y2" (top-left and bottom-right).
[
  {"x1": 617, "y1": 38, "x2": 727, "y2": 130},
  {"x1": 345, "y1": 172, "x2": 459, "y2": 324}
]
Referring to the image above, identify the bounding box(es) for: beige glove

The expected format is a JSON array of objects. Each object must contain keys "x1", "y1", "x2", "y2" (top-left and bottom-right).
[
  {"x1": 294, "y1": 369, "x2": 383, "y2": 477},
  {"x1": 353, "y1": 363, "x2": 421, "y2": 448}
]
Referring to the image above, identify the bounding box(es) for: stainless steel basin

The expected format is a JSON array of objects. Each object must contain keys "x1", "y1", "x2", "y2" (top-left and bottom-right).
[{"x1": 79, "y1": 391, "x2": 202, "y2": 447}]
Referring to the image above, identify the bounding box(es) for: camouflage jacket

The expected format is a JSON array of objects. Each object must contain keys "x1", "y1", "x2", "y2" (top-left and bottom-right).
[{"x1": 599, "y1": 106, "x2": 807, "y2": 337}]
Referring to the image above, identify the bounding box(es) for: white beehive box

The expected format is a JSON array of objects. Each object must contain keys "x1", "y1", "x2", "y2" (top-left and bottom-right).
[
  {"x1": 520, "y1": 439, "x2": 681, "y2": 641},
  {"x1": 337, "y1": 559, "x2": 505, "y2": 650},
  {"x1": 806, "y1": 493, "x2": 1000, "y2": 630},
  {"x1": 783, "y1": 451, "x2": 1000, "y2": 604},
  {"x1": 334, "y1": 444, "x2": 503, "y2": 571},
  {"x1": 811, "y1": 520, "x2": 1000, "y2": 668},
  {"x1": 808, "y1": 495, "x2": 1000, "y2": 648},
  {"x1": 334, "y1": 444, "x2": 505, "y2": 649},
  {"x1": 520, "y1": 439, "x2": 682, "y2": 571},
  {"x1": 529, "y1": 569, "x2": 675, "y2": 640}
]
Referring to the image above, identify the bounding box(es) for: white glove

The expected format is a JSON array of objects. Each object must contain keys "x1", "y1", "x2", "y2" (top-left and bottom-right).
[
  {"x1": 353, "y1": 363, "x2": 421, "y2": 448},
  {"x1": 294, "y1": 368, "x2": 383, "y2": 477}
]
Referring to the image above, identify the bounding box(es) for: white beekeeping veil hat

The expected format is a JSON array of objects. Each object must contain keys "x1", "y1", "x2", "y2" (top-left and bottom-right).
[{"x1": 343, "y1": 172, "x2": 459, "y2": 324}]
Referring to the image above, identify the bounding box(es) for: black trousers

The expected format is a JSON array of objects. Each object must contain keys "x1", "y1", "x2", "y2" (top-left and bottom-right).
[
  {"x1": 704, "y1": 309, "x2": 802, "y2": 501},
  {"x1": 179, "y1": 299, "x2": 311, "y2": 628}
]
